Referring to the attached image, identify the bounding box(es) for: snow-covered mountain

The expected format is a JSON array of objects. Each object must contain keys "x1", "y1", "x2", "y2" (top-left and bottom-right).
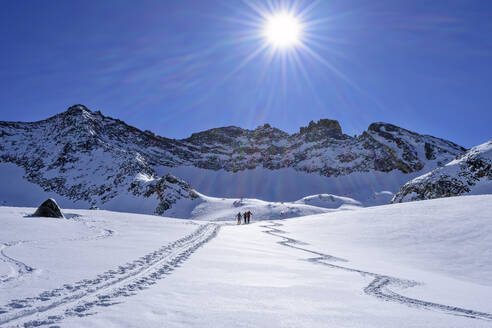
[
  {"x1": 392, "y1": 140, "x2": 492, "y2": 203},
  {"x1": 0, "y1": 104, "x2": 466, "y2": 213},
  {"x1": 181, "y1": 118, "x2": 464, "y2": 175}
]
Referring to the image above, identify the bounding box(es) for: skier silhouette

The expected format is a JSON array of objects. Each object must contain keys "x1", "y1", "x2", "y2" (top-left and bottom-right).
[
  {"x1": 236, "y1": 212, "x2": 242, "y2": 225},
  {"x1": 246, "y1": 210, "x2": 252, "y2": 224}
]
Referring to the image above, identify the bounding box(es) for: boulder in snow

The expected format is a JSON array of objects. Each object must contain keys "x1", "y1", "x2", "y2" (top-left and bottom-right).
[{"x1": 33, "y1": 198, "x2": 65, "y2": 218}]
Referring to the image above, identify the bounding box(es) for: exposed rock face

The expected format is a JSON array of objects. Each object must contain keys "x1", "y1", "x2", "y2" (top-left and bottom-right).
[
  {"x1": 298, "y1": 119, "x2": 345, "y2": 141},
  {"x1": 0, "y1": 105, "x2": 466, "y2": 211},
  {"x1": 392, "y1": 140, "x2": 492, "y2": 203},
  {"x1": 33, "y1": 198, "x2": 64, "y2": 218},
  {"x1": 129, "y1": 173, "x2": 198, "y2": 215},
  {"x1": 0, "y1": 105, "x2": 198, "y2": 214},
  {"x1": 181, "y1": 119, "x2": 464, "y2": 175}
]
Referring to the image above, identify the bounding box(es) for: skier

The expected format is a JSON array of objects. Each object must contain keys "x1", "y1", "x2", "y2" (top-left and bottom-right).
[
  {"x1": 243, "y1": 212, "x2": 248, "y2": 224},
  {"x1": 236, "y1": 212, "x2": 242, "y2": 225},
  {"x1": 247, "y1": 210, "x2": 252, "y2": 224}
]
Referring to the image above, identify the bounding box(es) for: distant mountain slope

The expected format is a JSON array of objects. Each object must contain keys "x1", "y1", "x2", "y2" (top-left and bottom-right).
[
  {"x1": 0, "y1": 104, "x2": 466, "y2": 212},
  {"x1": 0, "y1": 105, "x2": 197, "y2": 213},
  {"x1": 181, "y1": 118, "x2": 465, "y2": 176},
  {"x1": 392, "y1": 140, "x2": 492, "y2": 203}
]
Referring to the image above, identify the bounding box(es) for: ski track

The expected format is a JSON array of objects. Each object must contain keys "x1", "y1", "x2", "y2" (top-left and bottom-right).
[
  {"x1": 261, "y1": 221, "x2": 492, "y2": 322},
  {"x1": 0, "y1": 242, "x2": 35, "y2": 284},
  {"x1": 0, "y1": 224, "x2": 115, "y2": 288},
  {"x1": 0, "y1": 223, "x2": 219, "y2": 327}
]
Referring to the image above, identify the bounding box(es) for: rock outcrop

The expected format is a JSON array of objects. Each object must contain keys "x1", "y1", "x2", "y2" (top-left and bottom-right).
[
  {"x1": 129, "y1": 173, "x2": 198, "y2": 215},
  {"x1": 33, "y1": 198, "x2": 64, "y2": 218},
  {"x1": 392, "y1": 140, "x2": 492, "y2": 203}
]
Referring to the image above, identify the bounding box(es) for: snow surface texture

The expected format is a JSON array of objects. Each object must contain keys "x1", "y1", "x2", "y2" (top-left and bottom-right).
[
  {"x1": 0, "y1": 208, "x2": 216, "y2": 327},
  {"x1": 1, "y1": 195, "x2": 492, "y2": 327},
  {"x1": 393, "y1": 140, "x2": 492, "y2": 202},
  {"x1": 0, "y1": 105, "x2": 465, "y2": 215},
  {"x1": 181, "y1": 191, "x2": 352, "y2": 221}
]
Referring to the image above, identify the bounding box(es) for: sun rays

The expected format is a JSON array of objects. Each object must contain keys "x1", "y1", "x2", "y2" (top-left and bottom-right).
[
  {"x1": 263, "y1": 12, "x2": 303, "y2": 49},
  {"x1": 230, "y1": 0, "x2": 356, "y2": 88}
]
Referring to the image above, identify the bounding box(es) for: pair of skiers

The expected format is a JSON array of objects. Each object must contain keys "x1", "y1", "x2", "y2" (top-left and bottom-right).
[{"x1": 236, "y1": 211, "x2": 252, "y2": 224}]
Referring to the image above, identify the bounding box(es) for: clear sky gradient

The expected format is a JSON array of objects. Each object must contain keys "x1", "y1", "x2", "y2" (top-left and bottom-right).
[{"x1": 1, "y1": 0, "x2": 491, "y2": 147}]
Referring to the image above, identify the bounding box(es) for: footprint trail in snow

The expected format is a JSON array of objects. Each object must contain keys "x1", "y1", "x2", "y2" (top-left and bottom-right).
[
  {"x1": 0, "y1": 220, "x2": 114, "y2": 287},
  {"x1": 0, "y1": 223, "x2": 219, "y2": 327},
  {"x1": 261, "y1": 221, "x2": 492, "y2": 322}
]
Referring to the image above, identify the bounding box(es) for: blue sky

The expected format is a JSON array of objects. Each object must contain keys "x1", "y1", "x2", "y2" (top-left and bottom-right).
[{"x1": 1, "y1": 0, "x2": 491, "y2": 147}]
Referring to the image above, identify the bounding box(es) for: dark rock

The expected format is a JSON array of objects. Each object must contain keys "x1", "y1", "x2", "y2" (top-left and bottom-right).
[
  {"x1": 299, "y1": 119, "x2": 344, "y2": 140},
  {"x1": 424, "y1": 142, "x2": 436, "y2": 160},
  {"x1": 129, "y1": 173, "x2": 198, "y2": 215},
  {"x1": 33, "y1": 198, "x2": 64, "y2": 218},
  {"x1": 392, "y1": 140, "x2": 492, "y2": 203},
  {"x1": 185, "y1": 126, "x2": 245, "y2": 146},
  {"x1": 66, "y1": 104, "x2": 90, "y2": 114}
]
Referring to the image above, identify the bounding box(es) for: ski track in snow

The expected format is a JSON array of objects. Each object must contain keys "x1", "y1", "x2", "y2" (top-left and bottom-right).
[
  {"x1": 261, "y1": 221, "x2": 492, "y2": 322},
  {"x1": 0, "y1": 242, "x2": 35, "y2": 284},
  {"x1": 0, "y1": 218, "x2": 115, "y2": 288},
  {"x1": 0, "y1": 223, "x2": 219, "y2": 327}
]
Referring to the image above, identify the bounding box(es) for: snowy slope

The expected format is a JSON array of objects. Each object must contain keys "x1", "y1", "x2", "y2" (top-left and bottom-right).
[
  {"x1": 293, "y1": 193, "x2": 362, "y2": 209},
  {"x1": 393, "y1": 140, "x2": 492, "y2": 202},
  {"x1": 71, "y1": 195, "x2": 492, "y2": 327},
  {"x1": 0, "y1": 162, "x2": 363, "y2": 220},
  {"x1": 162, "y1": 165, "x2": 412, "y2": 205},
  {"x1": 180, "y1": 192, "x2": 343, "y2": 221},
  {"x1": 0, "y1": 106, "x2": 197, "y2": 214},
  {"x1": 0, "y1": 105, "x2": 466, "y2": 213},
  {"x1": 0, "y1": 162, "x2": 199, "y2": 216},
  {"x1": 0, "y1": 207, "x2": 204, "y2": 325},
  {"x1": 2, "y1": 195, "x2": 492, "y2": 327},
  {"x1": 282, "y1": 195, "x2": 492, "y2": 286}
]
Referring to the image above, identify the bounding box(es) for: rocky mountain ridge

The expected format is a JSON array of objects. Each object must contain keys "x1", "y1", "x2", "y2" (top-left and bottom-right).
[
  {"x1": 392, "y1": 140, "x2": 492, "y2": 203},
  {"x1": 0, "y1": 104, "x2": 466, "y2": 212}
]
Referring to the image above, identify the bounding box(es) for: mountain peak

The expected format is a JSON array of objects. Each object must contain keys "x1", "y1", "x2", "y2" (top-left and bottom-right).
[
  {"x1": 367, "y1": 122, "x2": 418, "y2": 136},
  {"x1": 65, "y1": 104, "x2": 91, "y2": 115},
  {"x1": 298, "y1": 119, "x2": 344, "y2": 140},
  {"x1": 251, "y1": 124, "x2": 289, "y2": 139}
]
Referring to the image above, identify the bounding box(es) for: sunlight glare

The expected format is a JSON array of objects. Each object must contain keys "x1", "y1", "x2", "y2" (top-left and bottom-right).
[{"x1": 263, "y1": 12, "x2": 302, "y2": 49}]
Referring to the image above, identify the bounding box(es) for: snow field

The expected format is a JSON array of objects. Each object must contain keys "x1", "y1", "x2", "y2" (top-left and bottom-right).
[
  {"x1": 0, "y1": 208, "x2": 199, "y2": 306},
  {"x1": 64, "y1": 214, "x2": 492, "y2": 328},
  {"x1": 1, "y1": 195, "x2": 492, "y2": 327}
]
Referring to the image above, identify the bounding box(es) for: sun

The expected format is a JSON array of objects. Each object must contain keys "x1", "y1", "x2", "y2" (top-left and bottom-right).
[{"x1": 263, "y1": 12, "x2": 302, "y2": 49}]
